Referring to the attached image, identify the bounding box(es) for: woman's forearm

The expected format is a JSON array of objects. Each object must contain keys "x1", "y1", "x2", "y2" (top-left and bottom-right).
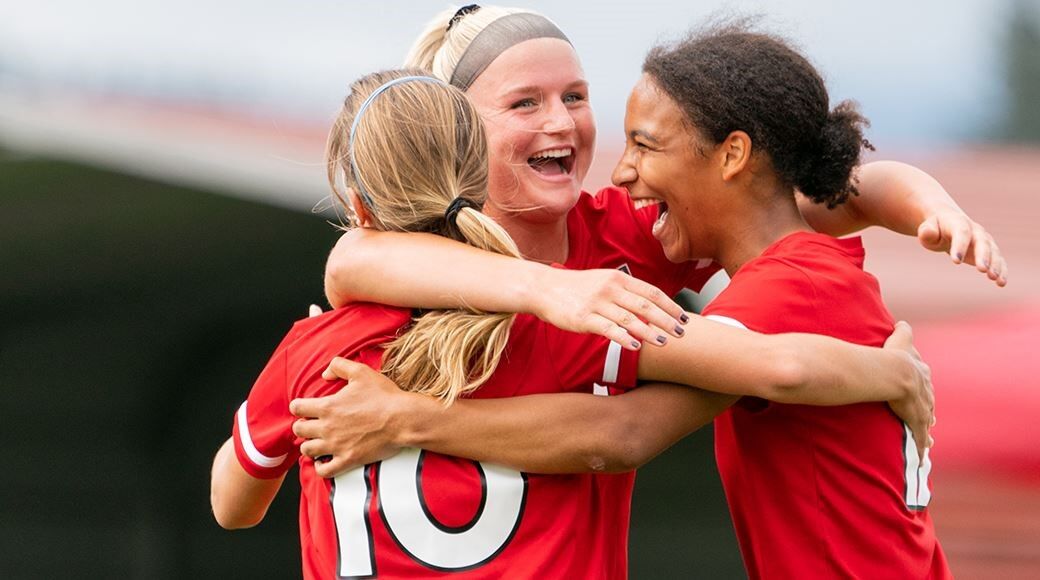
[
  {"x1": 800, "y1": 160, "x2": 959, "y2": 237},
  {"x1": 325, "y1": 228, "x2": 541, "y2": 310},
  {"x1": 638, "y1": 315, "x2": 919, "y2": 406},
  {"x1": 396, "y1": 384, "x2": 733, "y2": 474},
  {"x1": 323, "y1": 228, "x2": 688, "y2": 347}
]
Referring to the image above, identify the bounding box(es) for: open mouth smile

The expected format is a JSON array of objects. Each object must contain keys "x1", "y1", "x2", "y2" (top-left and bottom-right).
[{"x1": 527, "y1": 147, "x2": 576, "y2": 177}]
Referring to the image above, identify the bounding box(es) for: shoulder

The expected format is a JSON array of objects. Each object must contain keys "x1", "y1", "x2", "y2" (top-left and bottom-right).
[{"x1": 703, "y1": 255, "x2": 818, "y2": 334}]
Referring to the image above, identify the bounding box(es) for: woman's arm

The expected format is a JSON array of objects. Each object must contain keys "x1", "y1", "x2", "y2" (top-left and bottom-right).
[
  {"x1": 325, "y1": 228, "x2": 686, "y2": 349},
  {"x1": 289, "y1": 320, "x2": 931, "y2": 477},
  {"x1": 210, "y1": 438, "x2": 285, "y2": 529},
  {"x1": 800, "y1": 160, "x2": 1007, "y2": 285},
  {"x1": 290, "y1": 358, "x2": 735, "y2": 475},
  {"x1": 639, "y1": 317, "x2": 923, "y2": 405}
]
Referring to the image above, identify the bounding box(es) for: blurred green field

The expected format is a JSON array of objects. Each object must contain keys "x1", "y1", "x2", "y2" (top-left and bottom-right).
[{"x1": 0, "y1": 155, "x2": 743, "y2": 578}]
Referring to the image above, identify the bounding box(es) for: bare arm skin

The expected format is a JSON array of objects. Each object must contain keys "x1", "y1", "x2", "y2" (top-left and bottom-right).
[
  {"x1": 290, "y1": 320, "x2": 932, "y2": 477},
  {"x1": 291, "y1": 358, "x2": 735, "y2": 475},
  {"x1": 800, "y1": 160, "x2": 1007, "y2": 285},
  {"x1": 325, "y1": 228, "x2": 687, "y2": 350},
  {"x1": 209, "y1": 438, "x2": 285, "y2": 529}
]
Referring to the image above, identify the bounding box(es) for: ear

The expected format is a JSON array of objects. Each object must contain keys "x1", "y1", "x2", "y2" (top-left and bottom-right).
[
  {"x1": 719, "y1": 130, "x2": 752, "y2": 181},
  {"x1": 347, "y1": 188, "x2": 374, "y2": 228}
]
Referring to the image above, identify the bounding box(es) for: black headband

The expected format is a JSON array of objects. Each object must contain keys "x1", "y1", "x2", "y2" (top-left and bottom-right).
[{"x1": 447, "y1": 4, "x2": 481, "y2": 32}]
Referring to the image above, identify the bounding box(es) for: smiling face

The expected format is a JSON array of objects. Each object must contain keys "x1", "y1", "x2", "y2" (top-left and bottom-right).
[
  {"x1": 464, "y1": 38, "x2": 595, "y2": 223},
  {"x1": 612, "y1": 74, "x2": 721, "y2": 263}
]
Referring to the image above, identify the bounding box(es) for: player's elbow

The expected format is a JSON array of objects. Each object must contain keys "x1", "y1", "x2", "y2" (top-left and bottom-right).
[
  {"x1": 588, "y1": 409, "x2": 655, "y2": 473},
  {"x1": 211, "y1": 497, "x2": 264, "y2": 530},
  {"x1": 323, "y1": 229, "x2": 371, "y2": 307},
  {"x1": 757, "y1": 346, "x2": 812, "y2": 403},
  {"x1": 210, "y1": 487, "x2": 265, "y2": 530}
]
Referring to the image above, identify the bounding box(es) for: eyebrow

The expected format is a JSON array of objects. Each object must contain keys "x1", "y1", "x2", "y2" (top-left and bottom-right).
[
  {"x1": 630, "y1": 129, "x2": 660, "y2": 144},
  {"x1": 500, "y1": 79, "x2": 589, "y2": 98}
]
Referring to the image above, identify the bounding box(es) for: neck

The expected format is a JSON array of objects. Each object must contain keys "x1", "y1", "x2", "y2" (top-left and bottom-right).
[
  {"x1": 714, "y1": 190, "x2": 811, "y2": 277},
  {"x1": 485, "y1": 204, "x2": 570, "y2": 264}
]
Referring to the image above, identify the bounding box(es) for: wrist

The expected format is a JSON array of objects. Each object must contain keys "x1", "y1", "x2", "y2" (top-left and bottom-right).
[
  {"x1": 892, "y1": 351, "x2": 918, "y2": 401},
  {"x1": 523, "y1": 262, "x2": 557, "y2": 320},
  {"x1": 390, "y1": 391, "x2": 441, "y2": 448}
]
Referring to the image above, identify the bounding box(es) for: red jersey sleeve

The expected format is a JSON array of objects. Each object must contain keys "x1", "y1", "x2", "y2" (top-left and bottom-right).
[
  {"x1": 701, "y1": 257, "x2": 815, "y2": 334},
  {"x1": 232, "y1": 345, "x2": 299, "y2": 479},
  {"x1": 542, "y1": 325, "x2": 640, "y2": 394}
]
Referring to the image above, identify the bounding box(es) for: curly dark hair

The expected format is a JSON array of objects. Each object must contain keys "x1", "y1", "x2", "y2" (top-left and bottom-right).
[{"x1": 643, "y1": 21, "x2": 874, "y2": 208}]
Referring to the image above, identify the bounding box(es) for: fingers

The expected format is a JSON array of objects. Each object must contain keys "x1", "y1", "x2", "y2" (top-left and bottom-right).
[
  {"x1": 916, "y1": 216, "x2": 944, "y2": 252},
  {"x1": 614, "y1": 291, "x2": 687, "y2": 342},
  {"x1": 292, "y1": 418, "x2": 322, "y2": 440},
  {"x1": 299, "y1": 438, "x2": 329, "y2": 460},
  {"x1": 883, "y1": 320, "x2": 913, "y2": 351},
  {"x1": 602, "y1": 303, "x2": 670, "y2": 346},
  {"x1": 623, "y1": 278, "x2": 687, "y2": 325},
  {"x1": 314, "y1": 456, "x2": 352, "y2": 479},
  {"x1": 289, "y1": 397, "x2": 323, "y2": 419},
  {"x1": 586, "y1": 313, "x2": 641, "y2": 350},
  {"x1": 945, "y1": 216, "x2": 973, "y2": 264},
  {"x1": 321, "y1": 357, "x2": 370, "y2": 381},
  {"x1": 989, "y1": 243, "x2": 1008, "y2": 286}
]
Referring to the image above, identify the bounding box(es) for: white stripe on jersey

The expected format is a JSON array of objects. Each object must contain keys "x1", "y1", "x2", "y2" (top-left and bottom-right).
[
  {"x1": 602, "y1": 341, "x2": 622, "y2": 383},
  {"x1": 236, "y1": 401, "x2": 288, "y2": 468},
  {"x1": 705, "y1": 314, "x2": 748, "y2": 330}
]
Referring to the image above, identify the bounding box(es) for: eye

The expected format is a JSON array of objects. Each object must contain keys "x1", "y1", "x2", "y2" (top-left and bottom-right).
[
  {"x1": 510, "y1": 98, "x2": 538, "y2": 110},
  {"x1": 563, "y1": 92, "x2": 586, "y2": 104}
]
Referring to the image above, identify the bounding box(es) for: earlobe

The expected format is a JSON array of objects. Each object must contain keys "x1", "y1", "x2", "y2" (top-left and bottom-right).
[{"x1": 720, "y1": 131, "x2": 752, "y2": 181}]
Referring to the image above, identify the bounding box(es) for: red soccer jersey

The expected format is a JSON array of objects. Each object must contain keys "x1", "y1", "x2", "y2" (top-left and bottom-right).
[
  {"x1": 702, "y1": 232, "x2": 950, "y2": 579},
  {"x1": 232, "y1": 302, "x2": 641, "y2": 579}
]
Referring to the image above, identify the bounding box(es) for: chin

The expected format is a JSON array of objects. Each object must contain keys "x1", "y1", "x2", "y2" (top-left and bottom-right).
[{"x1": 662, "y1": 246, "x2": 690, "y2": 264}]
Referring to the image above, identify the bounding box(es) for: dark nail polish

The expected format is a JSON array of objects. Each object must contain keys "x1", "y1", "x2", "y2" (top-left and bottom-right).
[
  {"x1": 631, "y1": 340, "x2": 641, "y2": 349},
  {"x1": 674, "y1": 325, "x2": 685, "y2": 336},
  {"x1": 680, "y1": 313, "x2": 690, "y2": 324},
  {"x1": 656, "y1": 335, "x2": 667, "y2": 345},
  {"x1": 955, "y1": 252, "x2": 963, "y2": 262}
]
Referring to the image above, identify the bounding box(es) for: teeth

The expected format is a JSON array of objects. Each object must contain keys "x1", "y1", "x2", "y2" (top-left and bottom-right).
[
  {"x1": 530, "y1": 148, "x2": 572, "y2": 160},
  {"x1": 633, "y1": 198, "x2": 662, "y2": 209}
]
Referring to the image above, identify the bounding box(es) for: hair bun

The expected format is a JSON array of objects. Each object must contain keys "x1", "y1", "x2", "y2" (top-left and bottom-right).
[{"x1": 796, "y1": 100, "x2": 875, "y2": 208}]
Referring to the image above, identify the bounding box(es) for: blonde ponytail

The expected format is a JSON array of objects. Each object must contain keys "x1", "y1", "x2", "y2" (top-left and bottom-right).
[{"x1": 327, "y1": 69, "x2": 522, "y2": 405}]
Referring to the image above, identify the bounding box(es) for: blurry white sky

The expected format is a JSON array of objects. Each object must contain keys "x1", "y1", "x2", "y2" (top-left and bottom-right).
[{"x1": 0, "y1": 0, "x2": 1022, "y2": 149}]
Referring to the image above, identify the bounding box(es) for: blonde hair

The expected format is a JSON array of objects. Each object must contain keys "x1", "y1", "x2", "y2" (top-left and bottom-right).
[
  {"x1": 326, "y1": 69, "x2": 521, "y2": 406},
  {"x1": 404, "y1": 5, "x2": 536, "y2": 82}
]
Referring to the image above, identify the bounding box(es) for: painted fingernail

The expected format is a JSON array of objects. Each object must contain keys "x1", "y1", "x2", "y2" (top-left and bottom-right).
[
  {"x1": 680, "y1": 313, "x2": 690, "y2": 324},
  {"x1": 656, "y1": 335, "x2": 667, "y2": 345},
  {"x1": 631, "y1": 340, "x2": 641, "y2": 349},
  {"x1": 674, "y1": 325, "x2": 685, "y2": 336},
  {"x1": 954, "y1": 252, "x2": 963, "y2": 262}
]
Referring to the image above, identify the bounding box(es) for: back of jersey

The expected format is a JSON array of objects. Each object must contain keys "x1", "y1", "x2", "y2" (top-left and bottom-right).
[{"x1": 234, "y1": 304, "x2": 640, "y2": 579}]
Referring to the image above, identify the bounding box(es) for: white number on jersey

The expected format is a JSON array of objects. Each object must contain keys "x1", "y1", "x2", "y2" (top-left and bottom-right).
[{"x1": 332, "y1": 449, "x2": 527, "y2": 577}]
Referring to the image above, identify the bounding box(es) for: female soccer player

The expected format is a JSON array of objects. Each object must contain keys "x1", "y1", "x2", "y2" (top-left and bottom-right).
[
  {"x1": 625, "y1": 26, "x2": 952, "y2": 577},
  {"x1": 211, "y1": 68, "x2": 927, "y2": 579}
]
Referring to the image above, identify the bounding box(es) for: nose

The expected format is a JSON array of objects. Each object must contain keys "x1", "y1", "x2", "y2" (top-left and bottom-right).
[
  {"x1": 611, "y1": 147, "x2": 637, "y2": 187},
  {"x1": 542, "y1": 100, "x2": 575, "y2": 134}
]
